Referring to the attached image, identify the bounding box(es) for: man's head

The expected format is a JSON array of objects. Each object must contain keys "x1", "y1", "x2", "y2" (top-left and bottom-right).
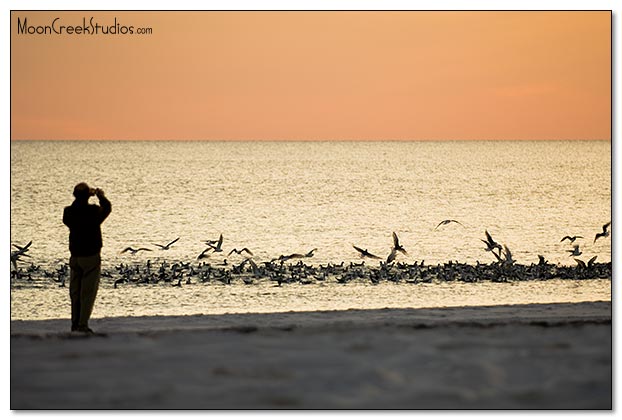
[{"x1": 73, "y1": 182, "x2": 93, "y2": 200}]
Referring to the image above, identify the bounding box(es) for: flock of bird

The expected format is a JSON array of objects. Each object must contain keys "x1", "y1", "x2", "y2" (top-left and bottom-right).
[{"x1": 10, "y1": 220, "x2": 612, "y2": 288}]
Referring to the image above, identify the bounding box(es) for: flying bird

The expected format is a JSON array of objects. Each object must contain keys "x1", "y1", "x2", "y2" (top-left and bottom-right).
[
  {"x1": 481, "y1": 230, "x2": 502, "y2": 253},
  {"x1": 12, "y1": 241, "x2": 32, "y2": 254},
  {"x1": 153, "y1": 237, "x2": 180, "y2": 250},
  {"x1": 392, "y1": 232, "x2": 408, "y2": 255},
  {"x1": 10, "y1": 241, "x2": 32, "y2": 270},
  {"x1": 197, "y1": 247, "x2": 213, "y2": 260},
  {"x1": 208, "y1": 234, "x2": 224, "y2": 252},
  {"x1": 594, "y1": 222, "x2": 611, "y2": 243},
  {"x1": 567, "y1": 244, "x2": 582, "y2": 256},
  {"x1": 352, "y1": 245, "x2": 381, "y2": 259},
  {"x1": 227, "y1": 248, "x2": 254, "y2": 257},
  {"x1": 304, "y1": 248, "x2": 318, "y2": 257},
  {"x1": 121, "y1": 247, "x2": 152, "y2": 255},
  {"x1": 560, "y1": 235, "x2": 583, "y2": 243},
  {"x1": 502, "y1": 245, "x2": 514, "y2": 265},
  {"x1": 435, "y1": 220, "x2": 464, "y2": 230},
  {"x1": 386, "y1": 248, "x2": 397, "y2": 264}
]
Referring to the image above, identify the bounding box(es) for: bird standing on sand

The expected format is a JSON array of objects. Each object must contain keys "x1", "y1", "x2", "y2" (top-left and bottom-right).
[
  {"x1": 594, "y1": 222, "x2": 611, "y2": 243},
  {"x1": 153, "y1": 237, "x2": 180, "y2": 250},
  {"x1": 353, "y1": 245, "x2": 381, "y2": 259},
  {"x1": 435, "y1": 220, "x2": 464, "y2": 230},
  {"x1": 560, "y1": 235, "x2": 583, "y2": 243},
  {"x1": 392, "y1": 232, "x2": 408, "y2": 255}
]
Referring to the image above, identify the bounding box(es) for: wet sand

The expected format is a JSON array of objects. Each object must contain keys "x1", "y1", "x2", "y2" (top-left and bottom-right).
[{"x1": 10, "y1": 301, "x2": 612, "y2": 409}]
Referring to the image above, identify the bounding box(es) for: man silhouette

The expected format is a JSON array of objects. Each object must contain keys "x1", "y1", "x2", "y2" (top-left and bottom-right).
[{"x1": 63, "y1": 182, "x2": 111, "y2": 333}]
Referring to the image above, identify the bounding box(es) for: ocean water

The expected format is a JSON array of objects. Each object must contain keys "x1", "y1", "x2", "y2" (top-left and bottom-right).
[{"x1": 10, "y1": 141, "x2": 611, "y2": 320}]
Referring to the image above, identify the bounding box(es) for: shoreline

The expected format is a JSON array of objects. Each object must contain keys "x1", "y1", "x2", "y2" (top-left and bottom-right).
[
  {"x1": 10, "y1": 300, "x2": 612, "y2": 337},
  {"x1": 11, "y1": 301, "x2": 612, "y2": 409}
]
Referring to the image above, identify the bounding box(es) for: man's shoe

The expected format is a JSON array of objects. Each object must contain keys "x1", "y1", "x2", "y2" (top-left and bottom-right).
[{"x1": 76, "y1": 326, "x2": 95, "y2": 334}]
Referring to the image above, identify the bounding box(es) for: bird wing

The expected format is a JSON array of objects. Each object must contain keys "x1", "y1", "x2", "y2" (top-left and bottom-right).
[
  {"x1": 392, "y1": 232, "x2": 400, "y2": 247},
  {"x1": 603, "y1": 222, "x2": 611, "y2": 232},
  {"x1": 574, "y1": 259, "x2": 587, "y2": 269},
  {"x1": 121, "y1": 247, "x2": 134, "y2": 253},
  {"x1": 242, "y1": 248, "x2": 254, "y2": 256},
  {"x1": 247, "y1": 258, "x2": 258, "y2": 270},
  {"x1": 485, "y1": 230, "x2": 495, "y2": 244},
  {"x1": 353, "y1": 245, "x2": 365, "y2": 254},
  {"x1": 588, "y1": 255, "x2": 598, "y2": 266},
  {"x1": 216, "y1": 234, "x2": 224, "y2": 248},
  {"x1": 166, "y1": 237, "x2": 180, "y2": 248},
  {"x1": 386, "y1": 248, "x2": 397, "y2": 263},
  {"x1": 560, "y1": 236, "x2": 571, "y2": 242},
  {"x1": 138, "y1": 248, "x2": 152, "y2": 252}
]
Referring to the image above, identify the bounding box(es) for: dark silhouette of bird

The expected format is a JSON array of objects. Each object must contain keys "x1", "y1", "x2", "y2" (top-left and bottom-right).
[
  {"x1": 567, "y1": 244, "x2": 582, "y2": 256},
  {"x1": 153, "y1": 237, "x2": 180, "y2": 250},
  {"x1": 392, "y1": 232, "x2": 407, "y2": 255},
  {"x1": 304, "y1": 248, "x2": 318, "y2": 257},
  {"x1": 197, "y1": 247, "x2": 213, "y2": 260},
  {"x1": 12, "y1": 241, "x2": 32, "y2": 254},
  {"x1": 481, "y1": 230, "x2": 502, "y2": 253},
  {"x1": 386, "y1": 248, "x2": 397, "y2": 264},
  {"x1": 352, "y1": 245, "x2": 381, "y2": 259},
  {"x1": 560, "y1": 235, "x2": 583, "y2": 243},
  {"x1": 208, "y1": 234, "x2": 224, "y2": 252},
  {"x1": 121, "y1": 247, "x2": 151, "y2": 254},
  {"x1": 594, "y1": 222, "x2": 611, "y2": 243},
  {"x1": 502, "y1": 245, "x2": 514, "y2": 265},
  {"x1": 10, "y1": 241, "x2": 32, "y2": 269},
  {"x1": 576, "y1": 255, "x2": 598, "y2": 269},
  {"x1": 481, "y1": 230, "x2": 503, "y2": 261},
  {"x1": 587, "y1": 255, "x2": 598, "y2": 267},
  {"x1": 435, "y1": 220, "x2": 464, "y2": 230},
  {"x1": 228, "y1": 248, "x2": 253, "y2": 256}
]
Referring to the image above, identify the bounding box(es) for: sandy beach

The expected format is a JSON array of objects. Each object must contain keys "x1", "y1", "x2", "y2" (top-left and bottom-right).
[{"x1": 10, "y1": 301, "x2": 611, "y2": 410}]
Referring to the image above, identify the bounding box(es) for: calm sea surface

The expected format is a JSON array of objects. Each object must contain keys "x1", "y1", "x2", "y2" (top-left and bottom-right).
[{"x1": 10, "y1": 141, "x2": 611, "y2": 320}]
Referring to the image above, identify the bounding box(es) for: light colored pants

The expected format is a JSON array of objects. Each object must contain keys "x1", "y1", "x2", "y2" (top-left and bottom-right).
[{"x1": 69, "y1": 254, "x2": 101, "y2": 330}]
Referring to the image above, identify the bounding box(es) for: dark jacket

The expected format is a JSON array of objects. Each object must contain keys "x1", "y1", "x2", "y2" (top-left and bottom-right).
[{"x1": 63, "y1": 196, "x2": 112, "y2": 257}]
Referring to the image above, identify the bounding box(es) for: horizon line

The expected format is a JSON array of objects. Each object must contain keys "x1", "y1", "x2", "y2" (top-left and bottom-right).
[{"x1": 10, "y1": 138, "x2": 611, "y2": 142}]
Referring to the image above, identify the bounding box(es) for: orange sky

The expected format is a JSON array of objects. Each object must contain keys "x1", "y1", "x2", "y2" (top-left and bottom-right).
[{"x1": 11, "y1": 11, "x2": 611, "y2": 141}]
